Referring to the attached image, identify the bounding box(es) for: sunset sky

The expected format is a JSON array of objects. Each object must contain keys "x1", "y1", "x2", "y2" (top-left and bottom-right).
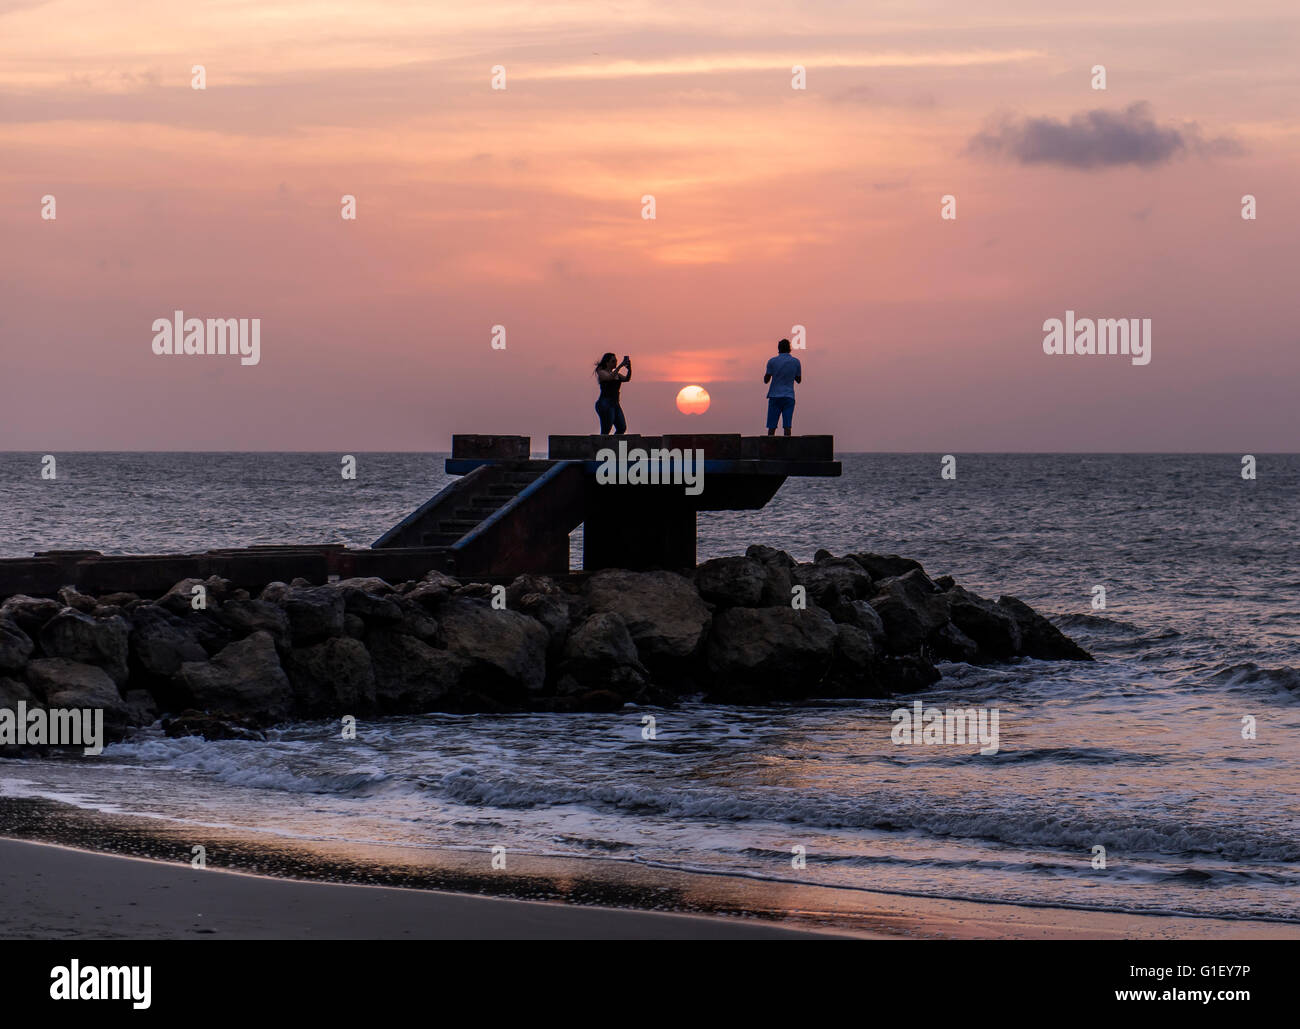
[{"x1": 1, "y1": 0, "x2": 1296, "y2": 450}]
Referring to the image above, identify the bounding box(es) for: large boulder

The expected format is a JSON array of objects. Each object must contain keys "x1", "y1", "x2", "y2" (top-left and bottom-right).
[
  {"x1": 338, "y1": 581, "x2": 404, "y2": 624},
  {"x1": 0, "y1": 618, "x2": 35, "y2": 674},
  {"x1": 793, "y1": 555, "x2": 874, "y2": 607},
  {"x1": 0, "y1": 595, "x2": 62, "y2": 637},
  {"x1": 366, "y1": 629, "x2": 471, "y2": 712},
  {"x1": 585, "y1": 570, "x2": 711, "y2": 673},
  {"x1": 848, "y1": 553, "x2": 925, "y2": 581},
  {"x1": 38, "y1": 610, "x2": 131, "y2": 685},
  {"x1": 694, "y1": 556, "x2": 766, "y2": 608},
  {"x1": 824, "y1": 624, "x2": 892, "y2": 698},
  {"x1": 57, "y1": 586, "x2": 98, "y2": 613},
  {"x1": 705, "y1": 606, "x2": 838, "y2": 701},
  {"x1": 744, "y1": 545, "x2": 797, "y2": 607},
  {"x1": 868, "y1": 569, "x2": 950, "y2": 654},
  {"x1": 435, "y1": 597, "x2": 549, "y2": 696},
  {"x1": 0, "y1": 676, "x2": 40, "y2": 710},
  {"x1": 283, "y1": 637, "x2": 377, "y2": 715},
  {"x1": 560, "y1": 612, "x2": 650, "y2": 694},
  {"x1": 176, "y1": 631, "x2": 294, "y2": 723},
  {"x1": 128, "y1": 605, "x2": 208, "y2": 680},
  {"x1": 282, "y1": 586, "x2": 346, "y2": 645},
  {"x1": 24, "y1": 658, "x2": 130, "y2": 740},
  {"x1": 181, "y1": 610, "x2": 235, "y2": 656},
  {"x1": 159, "y1": 575, "x2": 233, "y2": 616},
  {"x1": 214, "y1": 598, "x2": 291, "y2": 646},
  {"x1": 946, "y1": 586, "x2": 1021, "y2": 661},
  {"x1": 998, "y1": 596, "x2": 1094, "y2": 661},
  {"x1": 402, "y1": 570, "x2": 461, "y2": 611}
]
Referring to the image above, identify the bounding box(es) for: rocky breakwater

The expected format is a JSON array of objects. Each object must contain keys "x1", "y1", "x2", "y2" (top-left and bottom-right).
[{"x1": 0, "y1": 547, "x2": 1091, "y2": 745}]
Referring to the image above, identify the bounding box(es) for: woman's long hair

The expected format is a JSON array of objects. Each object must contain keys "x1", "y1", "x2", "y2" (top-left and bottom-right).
[{"x1": 594, "y1": 352, "x2": 617, "y2": 374}]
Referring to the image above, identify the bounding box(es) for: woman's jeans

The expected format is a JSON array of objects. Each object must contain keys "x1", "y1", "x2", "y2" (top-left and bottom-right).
[{"x1": 596, "y1": 398, "x2": 626, "y2": 435}]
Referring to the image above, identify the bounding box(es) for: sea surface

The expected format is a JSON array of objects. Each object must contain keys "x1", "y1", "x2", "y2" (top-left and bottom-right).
[{"x1": 2, "y1": 453, "x2": 1298, "y2": 925}]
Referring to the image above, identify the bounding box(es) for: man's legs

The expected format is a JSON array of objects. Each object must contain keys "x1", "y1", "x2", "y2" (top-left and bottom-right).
[
  {"x1": 766, "y1": 398, "x2": 781, "y2": 436},
  {"x1": 781, "y1": 397, "x2": 795, "y2": 436}
]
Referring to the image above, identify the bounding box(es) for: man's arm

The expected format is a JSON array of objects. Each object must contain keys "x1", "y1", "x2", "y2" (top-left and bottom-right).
[{"x1": 794, "y1": 359, "x2": 802, "y2": 384}]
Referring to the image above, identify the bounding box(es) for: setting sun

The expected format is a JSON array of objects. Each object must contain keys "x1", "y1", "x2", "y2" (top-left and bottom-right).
[{"x1": 675, "y1": 385, "x2": 710, "y2": 415}]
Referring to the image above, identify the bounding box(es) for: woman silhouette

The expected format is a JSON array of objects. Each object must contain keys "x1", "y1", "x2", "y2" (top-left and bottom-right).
[{"x1": 594, "y1": 352, "x2": 631, "y2": 434}]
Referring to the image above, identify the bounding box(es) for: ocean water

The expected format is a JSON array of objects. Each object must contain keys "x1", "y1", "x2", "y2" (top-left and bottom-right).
[{"x1": 2, "y1": 453, "x2": 1298, "y2": 923}]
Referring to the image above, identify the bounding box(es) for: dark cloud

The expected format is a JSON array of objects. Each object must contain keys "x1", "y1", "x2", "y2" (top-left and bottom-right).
[{"x1": 967, "y1": 102, "x2": 1243, "y2": 169}]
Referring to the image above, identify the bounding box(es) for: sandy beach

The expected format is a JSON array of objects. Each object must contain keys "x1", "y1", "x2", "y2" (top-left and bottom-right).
[
  {"x1": 0, "y1": 838, "x2": 831, "y2": 940},
  {"x1": 3, "y1": 835, "x2": 1294, "y2": 941}
]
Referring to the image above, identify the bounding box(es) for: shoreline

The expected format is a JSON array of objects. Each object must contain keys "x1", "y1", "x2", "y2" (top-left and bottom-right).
[{"x1": 2, "y1": 796, "x2": 1294, "y2": 940}]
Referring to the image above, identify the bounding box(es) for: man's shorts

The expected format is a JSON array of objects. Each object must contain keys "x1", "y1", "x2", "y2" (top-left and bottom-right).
[{"x1": 766, "y1": 396, "x2": 795, "y2": 430}]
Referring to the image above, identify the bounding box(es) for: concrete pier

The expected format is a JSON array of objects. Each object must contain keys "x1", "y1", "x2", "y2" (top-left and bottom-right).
[{"x1": 0, "y1": 435, "x2": 840, "y2": 597}]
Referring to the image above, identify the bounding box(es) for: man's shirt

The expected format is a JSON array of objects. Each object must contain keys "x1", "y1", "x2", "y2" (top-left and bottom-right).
[{"x1": 765, "y1": 353, "x2": 802, "y2": 399}]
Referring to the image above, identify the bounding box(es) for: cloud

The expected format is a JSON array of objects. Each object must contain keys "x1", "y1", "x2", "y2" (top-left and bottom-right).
[{"x1": 967, "y1": 102, "x2": 1243, "y2": 169}]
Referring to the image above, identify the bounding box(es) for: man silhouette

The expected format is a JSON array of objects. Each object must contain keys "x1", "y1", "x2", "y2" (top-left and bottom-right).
[{"x1": 763, "y1": 338, "x2": 802, "y2": 436}]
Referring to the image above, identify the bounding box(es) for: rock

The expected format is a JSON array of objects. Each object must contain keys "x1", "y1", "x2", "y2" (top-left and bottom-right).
[
  {"x1": 585, "y1": 570, "x2": 711, "y2": 673},
  {"x1": 515, "y1": 591, "x2": 573, "y2": 659},
  {"x1": 825, "y1": 624, "x2": 888, "y2": 697},
  {"x1": 849, "y1": 553, "x2": 925, "y2": 581},
  {"x1": 744, "y1": 544, "x2": 800, "y2": 606},
  {"x1": 694, "y1": 556, "x2": 766, "y2": 607},
  {"x1": 123, "y1": 689, "x2": 159, "y2": 727},
  {"x1": 0, "y1": 676, "x2": 39, "y2": 709},
  {"x1": 506, "y1": 574, "x2": 561, "y2": 607},
  {"x1": 561, "y1": 612, "x2": 649, "y2": 691},
  {"x1": 98, "y1": 592, "x2": 140, "y2": 608},
  {"x1": 391, "y1": 597, "x2": 439, "y2": 641},
  {"x1": 947, "y1": 586, "x2": 1021, "y2": 660},
  {"x1": 338, "y1": 581, "x2": 404, "y2": 624},
  {"x1": 283, "y1": 586, "x2": 346, "y2": 645},
  {"x1": 454, "y1": 582, "x2": 496, "y2": 601},
  {"x1": 933, "y1": 575, "x2": 956, "y2": 591},
  {"x1": 57, "y1": 586, "x2": 98, "y2": 613},
  {"x1": 160, "y1": 575, "x2": 232, "y2": 615},
  {"x1": 931, "y1": 621, "x2": 980, "y2": 663},
  {"x1": 38, "y1": 609, "x2": 131, "y2": 685},
  {"x1": 334, "y1": 576, "x2": 396, "y2": 596},
  {"x1": 793, "y1": 556, "x2": 874, "y2": 607},
  {"x1": 0, "y1": 595, "x2": 62, "y2": 637},
  {"x1": 283, "y1": 637, "x2": 376, "y2": 715},
  {"x1": 162, "y1": 710, "x2": 265, "y2": 742},
  {"x1": 182, "y1": 610, "x2": 235, "y2": 656},
  {"x1": 875, "y1": 654, "x2": 942, "y2": 694},
  {"x1": 705, "y1": 606, "x2": 838, "y2": 701},
  {"x1": 214, "y1": 598, "x2": 290, "y2": 646},
  {"x1": 177, "y1": 632, "x2": 294, "y2": 723},
  {"x1": 745, "y1": 544, "x2": 796, "y2": 569},
  {"x1": 403, "y1": 576, "x2": 458, "y2": 611},
  {"x1": 0, "y1": 618, "x2": 35, "y2": 673},
  {"x1": 435, "y1": 597, "x2": 549, "y2": 696},
  {"x1": 128, "y1": 605, "x2": 208, "y2": 679},
  {"x1": 343, "y1": 613, "x2": 367, "y2": 639},
  {"x1": 824, "y1": 598, "x2": 887, "y2": 648},
  {"x1": 25, "y1": 658, "x2": 130, "y2": 739},
  {"x1": 366, "y1": 629, "x2": 471, "y2": 712},
  {"x1": 869, "y1": 569, "x2": 950, "y2": 654},
  {"x1": 259, "y1": 581, "x2": 292, "y2": 605},
  {"x1": 998, "y1": 596, "x2": 1094, "y2": 661}
]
